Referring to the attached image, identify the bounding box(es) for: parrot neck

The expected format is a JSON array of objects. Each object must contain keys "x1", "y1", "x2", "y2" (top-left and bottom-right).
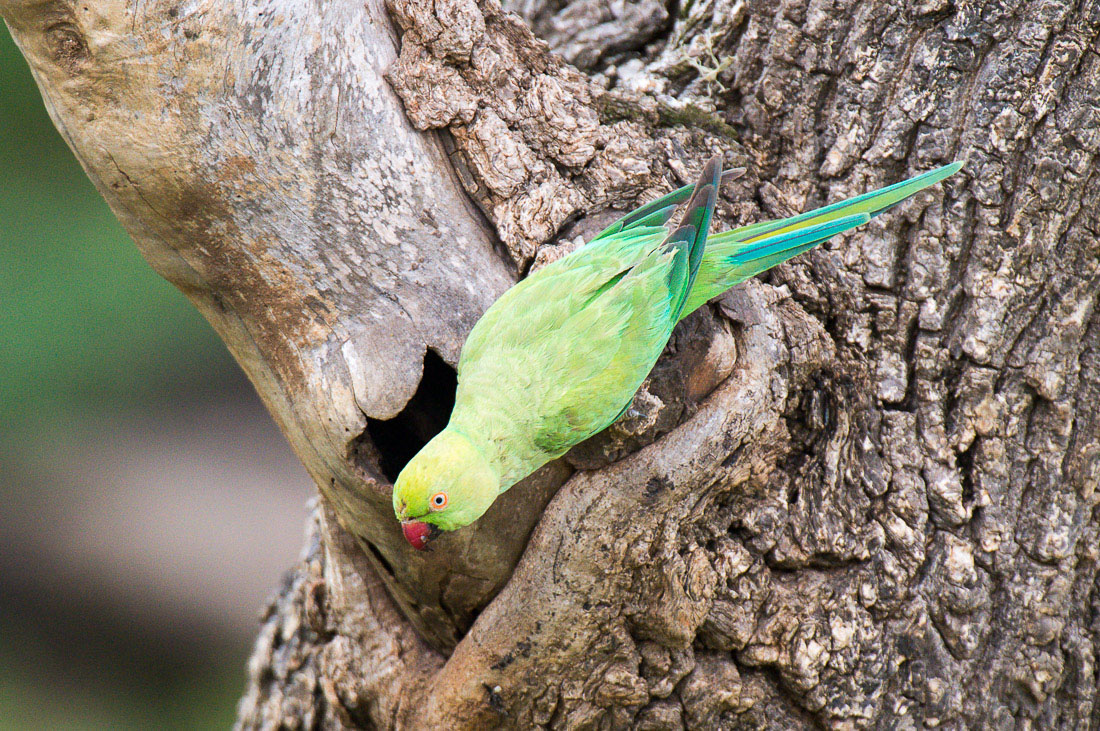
[
  {"x1": 440, "y1": 426, "x2": 504, "y2": 490},
  {"x1": 446, "y1": 411, "x2": 557, "y2": 494}
]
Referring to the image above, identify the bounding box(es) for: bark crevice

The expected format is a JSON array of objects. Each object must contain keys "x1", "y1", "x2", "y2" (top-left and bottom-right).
[{"x1": 360, "y1": 349, "x2": 458, "y2": 484}]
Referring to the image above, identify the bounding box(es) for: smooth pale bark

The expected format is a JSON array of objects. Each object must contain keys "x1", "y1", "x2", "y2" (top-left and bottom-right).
[{"x1": 3, "y1": 0, "x2": 1098, "y2": 728}]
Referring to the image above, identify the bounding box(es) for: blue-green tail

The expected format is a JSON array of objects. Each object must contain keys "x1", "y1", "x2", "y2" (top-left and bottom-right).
[{"x1": 680, "y1": 161, "x2": 963, "y2": 317}]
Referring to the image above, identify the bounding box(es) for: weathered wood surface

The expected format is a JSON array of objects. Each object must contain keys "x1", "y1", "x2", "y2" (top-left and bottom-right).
[{"x1": 3, "y1": 0, "x2": 1098, "y2": 727}]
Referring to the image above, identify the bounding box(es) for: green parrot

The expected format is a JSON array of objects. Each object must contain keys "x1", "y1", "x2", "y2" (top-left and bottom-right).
[{"x1": 394, "y1": 158, "x2": 963, "y2": 549}]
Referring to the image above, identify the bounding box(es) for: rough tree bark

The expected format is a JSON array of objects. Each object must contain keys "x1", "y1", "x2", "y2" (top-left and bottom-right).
[{"x1": 3, "y1": 0, "x2": 1098, "y2": 727}]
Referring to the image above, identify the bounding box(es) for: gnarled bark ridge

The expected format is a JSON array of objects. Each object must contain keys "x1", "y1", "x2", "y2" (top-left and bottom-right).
[{"x1": 3, "y1": 0, "x2": 1098, "y2": 727}]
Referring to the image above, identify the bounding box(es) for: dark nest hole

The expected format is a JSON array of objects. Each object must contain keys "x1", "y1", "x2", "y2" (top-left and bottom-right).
[{"x1": 364, "y1": 349, "x2": 458, "y2": 483}]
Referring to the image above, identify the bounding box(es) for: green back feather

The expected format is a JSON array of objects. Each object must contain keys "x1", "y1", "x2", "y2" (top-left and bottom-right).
[{"x1": 451, "y1": 157, "x2": 726, "y2": 483}]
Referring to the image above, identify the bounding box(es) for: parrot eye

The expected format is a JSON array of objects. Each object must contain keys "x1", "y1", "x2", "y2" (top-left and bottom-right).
[{"x1": 430, "y1": 492, "x2": 448, "y2": 510}]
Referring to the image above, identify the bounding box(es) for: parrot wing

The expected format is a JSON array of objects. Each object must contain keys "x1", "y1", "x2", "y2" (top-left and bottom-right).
[
  {"x1": 452, "y1": 230, "x2": 678, "y2": 480},
  {"x1": 453, "y1": 158, "x2": 724, "y2": 482}
]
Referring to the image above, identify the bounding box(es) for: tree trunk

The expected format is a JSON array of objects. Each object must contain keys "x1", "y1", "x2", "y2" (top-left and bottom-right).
[{"x1": 3, "y1": 0, "x2": 1098, "y2": 727}]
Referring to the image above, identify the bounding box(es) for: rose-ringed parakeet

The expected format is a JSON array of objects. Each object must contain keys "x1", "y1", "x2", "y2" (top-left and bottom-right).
[{"x1": 394, "y1": 158, "x2": 963, "y2": 549}]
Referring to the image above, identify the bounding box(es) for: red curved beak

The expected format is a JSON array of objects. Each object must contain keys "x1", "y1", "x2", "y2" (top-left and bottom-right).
[{"x1": 402, "y1": 520, "x2": 441, "y2": 550}]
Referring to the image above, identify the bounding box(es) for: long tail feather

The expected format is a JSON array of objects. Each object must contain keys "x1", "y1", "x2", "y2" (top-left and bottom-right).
[
  {"x1": 678, "y1": 161, "x2": 964, "y2": 317},
  {"x1": 725, "y1": 212, "x2": 870, "y2": 273},
  {"x1": 727, "y1": 161, "x2": 963, "y2": 244}
]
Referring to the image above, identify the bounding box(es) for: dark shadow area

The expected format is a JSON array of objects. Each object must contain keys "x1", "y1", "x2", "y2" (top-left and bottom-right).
[{"x1": 365, "y1": 349, "x2": 458, "y2": 483}]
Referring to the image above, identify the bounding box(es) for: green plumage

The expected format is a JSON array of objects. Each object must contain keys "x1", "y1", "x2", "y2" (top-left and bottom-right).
[
  {"x1": 453, "y1": 158, "x2": 722, "y2": 486},
  {"x1": 392, "y1": 159, "x2": 963, "y2": 544}
]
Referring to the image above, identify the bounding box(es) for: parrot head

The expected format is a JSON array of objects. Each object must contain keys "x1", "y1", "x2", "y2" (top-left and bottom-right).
[{"x1": 392, "y1": 429, "x2": 499, "y2": 550}]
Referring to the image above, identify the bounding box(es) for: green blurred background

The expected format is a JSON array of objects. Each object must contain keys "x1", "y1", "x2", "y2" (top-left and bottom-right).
[{"x1": 1, "y1": 25, "x2": 311, "y2": 729}]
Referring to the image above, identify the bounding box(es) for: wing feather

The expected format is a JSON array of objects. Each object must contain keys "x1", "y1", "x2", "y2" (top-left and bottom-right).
[
  {"x1": 452, "y1": 158, "x2": 726, "y2": 483},
  {"x1": 453, "y1": 233, "x2": 677, "y2": 481}
]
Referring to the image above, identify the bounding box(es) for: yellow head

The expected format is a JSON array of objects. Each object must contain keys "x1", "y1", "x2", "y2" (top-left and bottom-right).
[{"x1": 392, "y1": 429, "x2": 499, "y2": 549}]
